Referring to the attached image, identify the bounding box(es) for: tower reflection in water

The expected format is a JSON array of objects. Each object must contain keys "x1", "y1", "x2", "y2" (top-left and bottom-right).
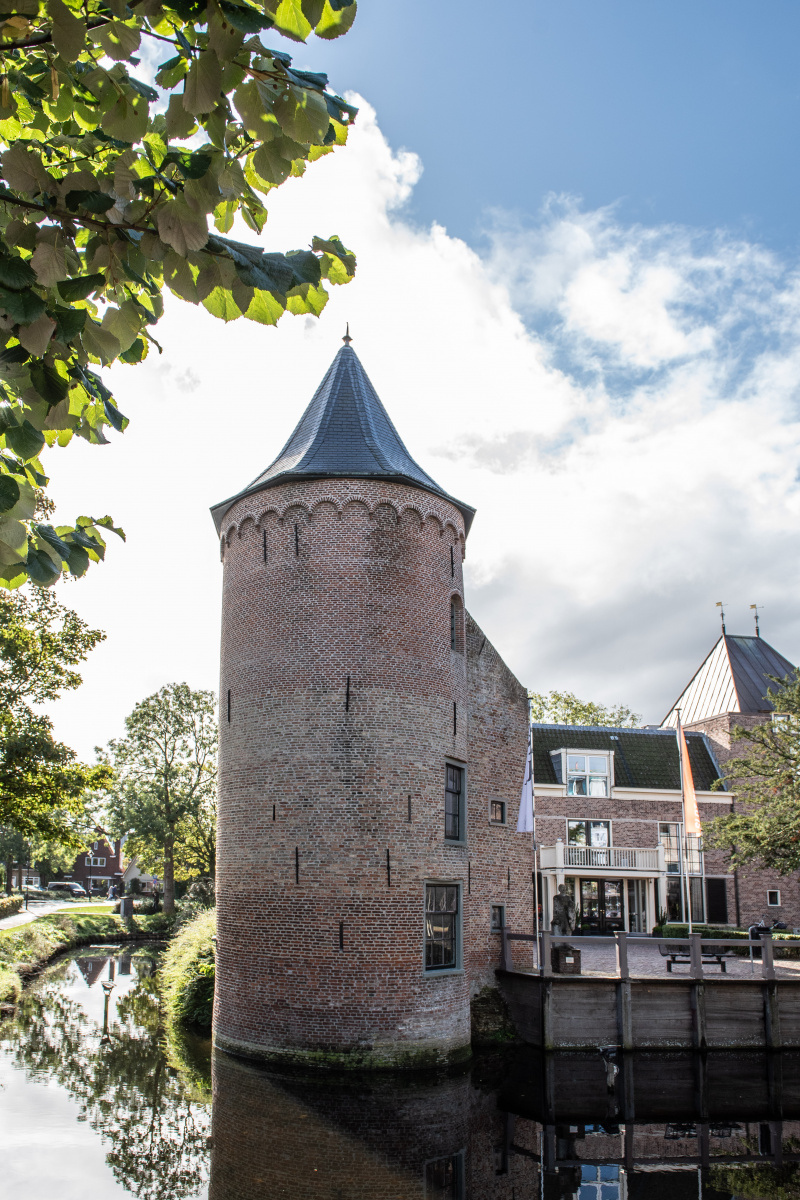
[{"x1": 209, "y1": 1048, "x2": 800, "y2": 1200}]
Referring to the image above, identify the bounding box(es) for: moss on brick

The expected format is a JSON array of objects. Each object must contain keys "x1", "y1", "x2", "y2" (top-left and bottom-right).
[{"x1": 470, "y1": 985, "x2": 519, "y2": 1045}]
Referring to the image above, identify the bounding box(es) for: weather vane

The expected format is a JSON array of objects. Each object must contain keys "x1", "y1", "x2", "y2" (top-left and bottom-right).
[
  {"x1": 716, "y1": 601, "x2": 727, "y2": 635},
  {"x1": 750, "y1": 603, "x2": 763, "y2": 637}
]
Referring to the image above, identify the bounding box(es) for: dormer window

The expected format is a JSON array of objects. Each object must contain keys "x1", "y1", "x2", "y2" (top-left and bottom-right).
[{"x1": 567, "y1": 754, "x2": 609, "y2": 797}]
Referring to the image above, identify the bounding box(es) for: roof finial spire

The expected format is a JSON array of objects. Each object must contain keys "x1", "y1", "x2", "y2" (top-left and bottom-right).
[
  {"x1": 750, "y1": 603, "x2": 762, "y2": 637},
  {"x1": 342, "y1": 323, "x2": 352, "y2": 347},
  {"x1": 716, "y1": 600, "x2": 727, "y2": 635}
]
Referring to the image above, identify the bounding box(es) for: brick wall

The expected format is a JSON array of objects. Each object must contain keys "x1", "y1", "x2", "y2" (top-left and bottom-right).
[
  {"x1": 214, "y1": 477, "x2": 530, "y2": 1069},
  {"x1": 687, "y1": 712, "x2": 800, "y2": 928},
  {"x1": 464, "y1": 612, "x2": 532, "y2": 982}
]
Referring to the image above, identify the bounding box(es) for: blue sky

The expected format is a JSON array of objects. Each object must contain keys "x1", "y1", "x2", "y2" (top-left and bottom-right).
[
  {"x1": 297, "y1": 1, "x2": 800, "y2": 253},
  {"x1": 45, "y1": 2, "x2": 800, "y2": 755}
]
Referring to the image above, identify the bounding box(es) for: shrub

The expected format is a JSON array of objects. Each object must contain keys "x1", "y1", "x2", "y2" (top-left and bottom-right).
[
  {"x1": 0, "y1": 896, "x2": 23, "y2": 920},
  {"x1": 0, "y1": 962, "x2": 21, "y2": 1003},
  {"x1": 654, "y1": 923, "x2": 800, "y2": 958},
  {"x1": 160, "y1": 908, "x2": 216, "y2": 1032}
]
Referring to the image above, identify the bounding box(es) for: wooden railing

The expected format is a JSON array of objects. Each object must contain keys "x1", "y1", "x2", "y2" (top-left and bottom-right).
[{"x1": 500, "y1": 929, "x2": 777, "y2": 981}]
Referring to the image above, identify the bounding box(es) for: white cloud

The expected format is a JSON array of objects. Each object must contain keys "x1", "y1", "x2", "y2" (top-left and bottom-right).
[{"x1": 44, "y1": 100, "x2": 800, "y2": 757}]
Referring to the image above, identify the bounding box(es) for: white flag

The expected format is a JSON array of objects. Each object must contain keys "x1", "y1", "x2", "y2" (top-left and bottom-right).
[{"x1": 516, "y1": 737, "x2": 534, "y2": 833}]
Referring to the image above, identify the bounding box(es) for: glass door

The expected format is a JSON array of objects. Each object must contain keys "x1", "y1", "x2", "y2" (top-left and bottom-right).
[
  {"x1": 579, "y1": 879, "x2": 625, "y2": 934},
  {"x1": 602, "y1": 880, "x2": 624, "y2": 933},
  {"x1": 627, "y1": 879, "x2": 647, "y2": 933},
  {"x1": 580, "y1": 880, "x2": 601, "y2": 934}
]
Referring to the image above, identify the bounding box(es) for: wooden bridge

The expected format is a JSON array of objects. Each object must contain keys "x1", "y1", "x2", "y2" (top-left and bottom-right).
[{"x1": 498, "y1": 931, "x2": 800, "y2": 1051}]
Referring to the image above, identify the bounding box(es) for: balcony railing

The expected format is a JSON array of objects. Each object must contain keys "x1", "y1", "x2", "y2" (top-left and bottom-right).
[{"x1": 539, "y1": 842, "x2": 665, "y2": 873}]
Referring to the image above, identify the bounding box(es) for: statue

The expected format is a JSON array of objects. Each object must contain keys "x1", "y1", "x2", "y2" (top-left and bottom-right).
[{"x1": 551, "y1": 884, "x2": 576, "y2": 936}]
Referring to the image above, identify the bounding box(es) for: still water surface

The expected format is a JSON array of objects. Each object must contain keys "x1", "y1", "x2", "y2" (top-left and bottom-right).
[{"x1": 2, "y1": 945, "x2": 799, "y2": 1199}]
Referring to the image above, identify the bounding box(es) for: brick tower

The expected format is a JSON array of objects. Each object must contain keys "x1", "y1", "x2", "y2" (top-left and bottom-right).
[{"x1": 211, "y1": 334, "x2": 530, "y2": 1070}]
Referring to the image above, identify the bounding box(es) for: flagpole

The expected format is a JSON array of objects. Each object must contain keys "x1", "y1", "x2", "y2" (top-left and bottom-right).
[
  {"x1": 529, "y1": 694, "x2": 541, "y2": 973},
  {"x1": 676, "y1": 708, "x2": 693, "y2": 935}
]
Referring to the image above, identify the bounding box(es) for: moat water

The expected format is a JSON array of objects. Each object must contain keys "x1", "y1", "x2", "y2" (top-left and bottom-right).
[{"x1": 2, "y1": 945, "x2": 799, "y2": 1199}]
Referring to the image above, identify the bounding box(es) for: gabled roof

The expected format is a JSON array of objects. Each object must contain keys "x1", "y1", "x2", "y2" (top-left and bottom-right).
[
  {"x1": 661, "y1": 635, "x2": 796, "y2": 728},
  {"x1": 211, "y1": 340, "x2": 475, "y2": 535},
  {"x1": 531, "y1": 724, "x2": 721, "y2": 792}
]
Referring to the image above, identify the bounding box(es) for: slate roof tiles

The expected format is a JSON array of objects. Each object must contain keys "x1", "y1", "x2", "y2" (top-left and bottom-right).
[
  {"x1": 531, "y1": 724, "x2": 721, "y2": 792},
  {"x1": 212, "y1": 342, "x2": 475, "y2": 535}
]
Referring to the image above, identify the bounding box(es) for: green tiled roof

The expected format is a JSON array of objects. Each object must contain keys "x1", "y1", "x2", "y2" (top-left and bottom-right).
[{"x1": 531, "y1": 724, "x2": 722, "y2": 792}]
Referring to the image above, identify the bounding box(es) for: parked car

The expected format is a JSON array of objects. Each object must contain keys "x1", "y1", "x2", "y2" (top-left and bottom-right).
[
  {"x1": 18, "y1": 885, "x2": 51, "y2": 899},
  {"x1": 47, "y1": 882, "x2": 88, "y2": 898}
]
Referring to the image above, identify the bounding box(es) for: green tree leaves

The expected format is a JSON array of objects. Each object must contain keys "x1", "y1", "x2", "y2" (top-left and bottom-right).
[
  {"x1": 706, "y1": 671, "x2": 800, "y2": 874},
  {"x1": 102, "y1": 683, "x2": 218, "y2": 913},
  {"x1": 0, "y1": 0, "x2": 358, "y2": 588},
  {"x1": 529, "y1": 689, "x2": 642, "y2": 728},
  {"x1": 0, "y1": 585, "x2": 108, "y2": 848}
]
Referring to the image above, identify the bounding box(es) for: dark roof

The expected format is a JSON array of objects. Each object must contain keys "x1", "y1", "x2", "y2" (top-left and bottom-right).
[
  {"x1": 662, "y1": 634, "x2": 796, "y2": 727},
  {"x1": 531, "y1": 724, "x2": 721, "y2": 792},
  {"x1": 211, "y1": 343, "x2": 475, "y2": 535}
]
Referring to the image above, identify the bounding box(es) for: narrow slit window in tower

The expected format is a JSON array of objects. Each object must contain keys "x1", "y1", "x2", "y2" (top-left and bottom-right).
[{"x1": 445, "y1": 764, "x2": 462, "y2": 840}]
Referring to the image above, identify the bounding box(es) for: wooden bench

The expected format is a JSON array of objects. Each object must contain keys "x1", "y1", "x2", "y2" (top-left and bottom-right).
[{"x1": 658, "y1": 942, "x2": 734, "y2": 973}]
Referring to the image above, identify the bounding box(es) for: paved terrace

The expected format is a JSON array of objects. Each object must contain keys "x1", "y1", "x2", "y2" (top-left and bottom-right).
[{"x1": 508, "y1": 936, "x2": 800, "y2": 980}]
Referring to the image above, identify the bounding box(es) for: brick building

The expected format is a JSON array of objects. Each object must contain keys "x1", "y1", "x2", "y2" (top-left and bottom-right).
[
  {"x1": 663, "y1": 630, "x2": 799, "y2": 928},
  {"x1": 64, "y1": 828, "x2": 124, "y2": 894},
  {"x1": 532, "y1": 631, "x2": 798, "y2": 935},
  {"x1": 532, "y1": 723, "x2": 727, "y2": 933},
  {"x1": 211, "y1": 335, "x2": 532, "y2": 1070}
]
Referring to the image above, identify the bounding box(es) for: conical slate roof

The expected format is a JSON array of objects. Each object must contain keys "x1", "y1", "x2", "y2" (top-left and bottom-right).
[
  {"x1": 661, "y1": 634, "x2": 796, "y2": 727},
  {"x1": 211, "y1": 341, "x2": 475, "y2": 534}
]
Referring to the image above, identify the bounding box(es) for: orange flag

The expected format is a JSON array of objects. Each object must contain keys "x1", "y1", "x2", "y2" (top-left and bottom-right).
[{"x1": 677, "y1": 719, "x2": 702, "y2": 838}]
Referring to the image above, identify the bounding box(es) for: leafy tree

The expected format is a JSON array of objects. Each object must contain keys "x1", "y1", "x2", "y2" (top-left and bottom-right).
[
  {"x1": 103, "y1": 682, "x2": 216, "y2": 912},
  {"x1": 710, "y1": 1159, "x2": 800, "y2": 1199},
  {"x1": 0, "y1": 578, "x2": 105, "y2": 705},
  {"x1": 707, "y1": 671, "x2": 800, "y2": 873},
  {"x1": 174, "y1": 786, "x2": 215, "y2": 878},
  {"x1": 0, "y1": 584, "x2": 108, "y2": 878},
  {"x1": 529, "y1": 689, "x2": 641, "y2": 728},
  {"x1": 0, "y1": 820, "x2": 26, "y2": 889},
  {"x1": 0, "y1": 0, "x2": 358, "y2": 589}
]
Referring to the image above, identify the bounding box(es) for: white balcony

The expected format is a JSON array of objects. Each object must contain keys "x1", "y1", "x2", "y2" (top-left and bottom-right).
[{"x1": 539, "y1": 840, "x2": 665, "y2": 876}]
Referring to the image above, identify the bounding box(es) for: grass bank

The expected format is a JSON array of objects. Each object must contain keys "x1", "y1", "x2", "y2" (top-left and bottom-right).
[
  {"x1": 0, "y1": 910, "x2": 176, "y2": 1002},
  {"x1": 160, "y1": 907, "x2": 216, "y2": 1032}
]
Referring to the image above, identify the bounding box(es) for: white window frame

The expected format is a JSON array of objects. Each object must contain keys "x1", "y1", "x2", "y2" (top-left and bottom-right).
[
  {"x1": 550, "y1": 749, "x2": 615, "y2": 794},
  {"x1": 768, "y1": 889, "x2": 781, "y2": 907},
  {"x1": 566, "y1": 818, "x2": 612, "y2": 848}
]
